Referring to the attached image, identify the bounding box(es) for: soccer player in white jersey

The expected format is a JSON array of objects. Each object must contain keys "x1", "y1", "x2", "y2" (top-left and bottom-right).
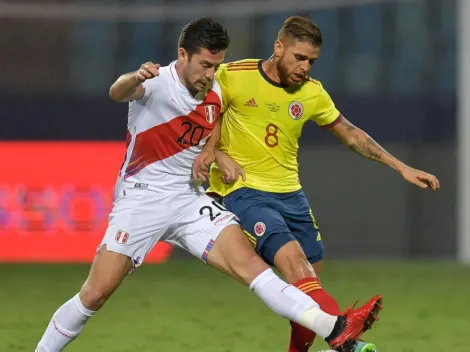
[{"x1": 35, "y1": 18, "x2": 381, "y2": 352}]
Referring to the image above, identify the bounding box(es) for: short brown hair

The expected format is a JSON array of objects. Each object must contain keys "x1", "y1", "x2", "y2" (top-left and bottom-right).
[{"x1": 278, "y1": 16, "x2": 322, "y2": 46}]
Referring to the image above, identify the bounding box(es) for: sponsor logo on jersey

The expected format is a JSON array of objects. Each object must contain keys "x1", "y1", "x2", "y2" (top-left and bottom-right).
[{"x1": 244, "y1": 98, "x2": 258, "y2": 107}]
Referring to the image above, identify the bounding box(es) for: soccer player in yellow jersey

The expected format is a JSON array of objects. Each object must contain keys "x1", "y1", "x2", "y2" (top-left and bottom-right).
[{"x1": 194, "y1": 15, "x2": 440, "y2": 352}]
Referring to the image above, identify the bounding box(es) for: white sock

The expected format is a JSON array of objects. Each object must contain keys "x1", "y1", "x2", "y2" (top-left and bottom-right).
[
  {"x1": 249, "y1": 268, "x2": 337, "y2": 339},
  {"x1": 36, "y1": 293, "x2": 95, "y2": 352},
  {"x1": 296, "y1": 306, "x2": 338, "y2": 339}
]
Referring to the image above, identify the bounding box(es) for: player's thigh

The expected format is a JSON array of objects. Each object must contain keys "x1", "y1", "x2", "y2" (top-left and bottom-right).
[
  {"x1": 276, "y1": 190, "x2": 324, "y2": 265},
  {"x1": 166, "y1": 193, "x2": 269, "y2": 285},
  {"x1": 207, "y1": 223, "x2": 271, "y2": 286},
  {"x1": 166, "y1": 193, "x2": 236, "y2": 262},
  {"x1": 224, "y1": 188, "x2": 296, "y2": 266}
]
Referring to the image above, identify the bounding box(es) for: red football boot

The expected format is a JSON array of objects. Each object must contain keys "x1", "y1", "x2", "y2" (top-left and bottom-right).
[{"x1": 326, "y1": 295, "x2": 383, "y2": 352}]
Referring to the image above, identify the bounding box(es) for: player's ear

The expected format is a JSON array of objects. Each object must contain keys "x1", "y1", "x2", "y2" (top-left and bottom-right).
[
  {"x1": 178, "y1": 47, "x2": 188, "y2": 63},
  {"x1": 274, "y1": 40, "x2": 284, "y2": 58}
]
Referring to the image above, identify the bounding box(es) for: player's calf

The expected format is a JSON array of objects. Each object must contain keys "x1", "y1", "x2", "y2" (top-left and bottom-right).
[
  {"x1": 207, "y1": 225, "x2": 341, "y2": 340},
  {"x1": 35, "y1": 246, "x2": 133, "y2": 352},
  {"x1": 273, "y1": 240, "x2": 342, "y2": 351}
]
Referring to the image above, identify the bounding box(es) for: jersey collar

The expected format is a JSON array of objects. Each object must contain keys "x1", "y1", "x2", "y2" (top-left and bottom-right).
[
  {"x1": 258, "y1": 59, "x2": 288, "y2": 88},
  {"x1": 169, "y1": 61, "x2": 188, "y2": 92}
]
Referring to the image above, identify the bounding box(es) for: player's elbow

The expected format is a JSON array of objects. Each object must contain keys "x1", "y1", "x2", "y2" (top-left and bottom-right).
[
  {"x1": 344, "y1": 128, "x2": 366, "y2": 146},
  {"x1": 109, "y1": 75, "x2": 131, "y2": 103},
  {"x1": 109, "y1": 83, "x2": 122, "y2": 102}
]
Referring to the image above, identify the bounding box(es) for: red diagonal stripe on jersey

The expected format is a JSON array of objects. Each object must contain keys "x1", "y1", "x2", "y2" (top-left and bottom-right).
[{"x1": 124, "y1": 90, "x2": 221, "y2": 178}]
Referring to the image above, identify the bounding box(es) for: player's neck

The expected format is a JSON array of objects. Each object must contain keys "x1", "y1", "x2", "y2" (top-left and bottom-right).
[
  {"x1": 174, "y1": 61, "x2": 198, "y2": 97},
  {"x1": 261, "y1": 60, "x2": 282, "y2": 85}
]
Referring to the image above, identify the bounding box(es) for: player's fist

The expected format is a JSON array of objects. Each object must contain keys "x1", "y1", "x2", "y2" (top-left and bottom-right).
[
  {"x1": 217, "y1": 153, "x2": 246, "y2": 184},
  {"x1": 136, "y1": 62, "x2": 160, "y2": 82},
  {"x1": 193, "y1": 150, "x2": 215, "y2": 182}
]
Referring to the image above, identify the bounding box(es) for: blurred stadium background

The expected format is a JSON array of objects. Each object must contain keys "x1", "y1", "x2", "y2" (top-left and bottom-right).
[{"x1": 1, "y1": 0, "x2": 470, "y2": 351}]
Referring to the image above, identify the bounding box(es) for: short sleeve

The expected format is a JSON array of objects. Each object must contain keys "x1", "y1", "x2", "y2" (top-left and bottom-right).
[
  {"x1": 215, "y1": 64, "x2": 231, "y2": 113},
  {"x1": 135, "y1": 79, "x2": 153, "y2": 104},
  {"x1": 309, "y1": 84, "x2": 341, "y2": 127}
]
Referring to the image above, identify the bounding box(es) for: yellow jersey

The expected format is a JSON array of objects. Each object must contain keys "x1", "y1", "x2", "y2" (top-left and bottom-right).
[{"x1": 208, "y1": 59, "x2": 341, "y2": 196}]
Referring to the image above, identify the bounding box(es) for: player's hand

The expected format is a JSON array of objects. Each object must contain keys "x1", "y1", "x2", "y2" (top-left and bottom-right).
[
  {"x1": 218, "y1": 155, "x2": 246, "y2": 184},
  {"x1": 192, "y1": 150, "x2": 215, "y2": 182},
  {"x1": 399, "y1": 165, "x2": 440, "y2": 190},
  {"x1": 135, "y1": 62, "x2": 160, "y2": 83}
]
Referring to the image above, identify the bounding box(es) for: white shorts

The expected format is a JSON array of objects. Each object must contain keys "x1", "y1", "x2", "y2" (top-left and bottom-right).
[{"x1": 100, "y1": 186, "x2": 238, "y2": 267}]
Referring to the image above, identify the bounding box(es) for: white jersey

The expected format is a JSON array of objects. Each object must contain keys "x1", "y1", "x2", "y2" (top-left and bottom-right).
[
  {"x1": 118, "y1": 61, "x2": 222, "y2": 191},
  {"x1": 100, "y1": 61, "x2": 237, "y2": 267}
]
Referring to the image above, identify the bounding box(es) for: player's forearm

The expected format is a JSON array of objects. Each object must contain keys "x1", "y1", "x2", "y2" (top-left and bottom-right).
[
  {"x1": 109, "y1": 72, "x2": 142, "y2": 102},
  {"x1": 346, "y1": 128, "x2": 406, "y2": 172},
  {"x1": 214, "y1": 149, "x2": 229, "y2": 164},
  {"x1": 203, "y1": 120, "x2": 221, "y2": 153}
]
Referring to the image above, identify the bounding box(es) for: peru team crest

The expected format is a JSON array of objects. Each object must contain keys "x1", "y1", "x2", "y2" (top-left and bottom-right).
[
  {"x1": 204, "y1": 105, "x2": 216, "y2": 124},
  {"x1": 115, "y1": 230, "x2": 129, "y2": 244},
  {"x1": 288, "y1": 101, "x2": 304, "y2": 120}
]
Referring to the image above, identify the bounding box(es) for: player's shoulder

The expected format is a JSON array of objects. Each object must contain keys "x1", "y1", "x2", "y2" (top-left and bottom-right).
[
  {"x1": 156, "y1": 62, "x2": 175, "y2": 81},
  {"x1": 142, "y1": 62, "x2": 173, "y2": 89},
  {"x1": 304, "y1": 77, "x2": 325, "y2": 90},
  {"x1": 222, "y1": 59, "x2": 260, "y2": 72},
  {"x1": 302, "y1": 76, "x2": 328, "y2": 97}
]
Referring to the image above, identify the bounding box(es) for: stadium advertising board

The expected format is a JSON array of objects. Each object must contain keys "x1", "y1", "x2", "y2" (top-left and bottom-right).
[{"x1": 0, "y1": 142, "x2": 173, "y2": 263}]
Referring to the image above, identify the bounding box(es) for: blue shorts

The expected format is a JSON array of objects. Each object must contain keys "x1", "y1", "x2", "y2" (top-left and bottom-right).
[{"x1": 224, "y1": 187, "x2": 324, "y2": 266}]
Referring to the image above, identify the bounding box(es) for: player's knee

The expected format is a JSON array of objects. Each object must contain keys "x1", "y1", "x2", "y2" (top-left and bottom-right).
[
  {"x1": 273, "y1": 241, "x2": 316, "y2": 284},
  {"x1": 79, "y1": 281, "x2": 113, "y2": 311},
  {"x1": 78, "y1": 245, "x2": 131, "y2": 311}
]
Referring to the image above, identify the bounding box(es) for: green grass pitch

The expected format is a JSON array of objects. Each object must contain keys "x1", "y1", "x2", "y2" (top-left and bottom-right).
[{"x1": 1, "y1": 260, "x2": 469, "y2": 351}]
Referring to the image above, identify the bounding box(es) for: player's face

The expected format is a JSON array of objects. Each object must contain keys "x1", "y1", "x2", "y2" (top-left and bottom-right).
[
  {"x1": 178, "y1": 48, "x2": 226, "y2": 94},
  {"x1": 275, "y1": 40, "x2": 320, "y2": 86}
]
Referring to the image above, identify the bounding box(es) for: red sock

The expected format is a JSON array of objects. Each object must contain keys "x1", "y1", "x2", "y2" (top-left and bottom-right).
[{"x1": 288, "y1": 277, "x2": 342, "y2": 352}]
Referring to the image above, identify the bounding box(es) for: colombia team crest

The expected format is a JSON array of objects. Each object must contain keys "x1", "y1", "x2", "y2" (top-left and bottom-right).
[
  {"x1": 204, "y1": 105, "x2": 216, "y2": 124},
  {"x1": 288, "y1": 101, "x2": 304, "y2": 120},
  {"x1": 254, "y1": 222, "x2": 266, "y2": 236}
]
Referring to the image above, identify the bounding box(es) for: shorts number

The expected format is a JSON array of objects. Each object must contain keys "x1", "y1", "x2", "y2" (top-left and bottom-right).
[
  {"x1": 199, "y1": 201, "x2": 227, "y2": 221},
  {"x1": 265, "y1": 123, "x2": 279, "y2": 148},
  {"x1": 177, "y1": 121, "x2": 205, "y2": 146}
]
